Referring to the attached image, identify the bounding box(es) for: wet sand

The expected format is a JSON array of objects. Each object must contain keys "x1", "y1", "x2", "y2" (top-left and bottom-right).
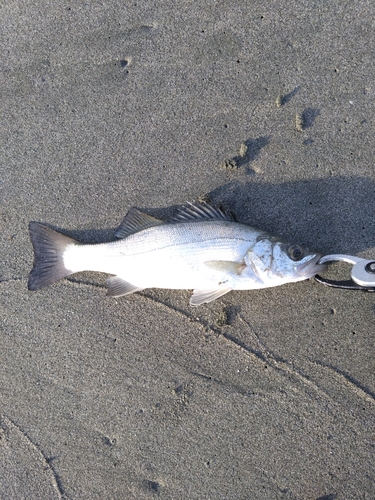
[{"x1": 1, "y1": 1, "x2": 375, "y2": 498}]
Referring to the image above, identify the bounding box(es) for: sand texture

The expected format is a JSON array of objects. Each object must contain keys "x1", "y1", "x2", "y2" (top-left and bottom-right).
[{"x1": 1, "y1": 1, "x2": 375, "y2": 498}]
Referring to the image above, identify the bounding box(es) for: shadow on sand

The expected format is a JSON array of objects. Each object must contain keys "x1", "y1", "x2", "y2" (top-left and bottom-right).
[{"x1": 38, "y1": 176, "x2": 375, "y2": 258}]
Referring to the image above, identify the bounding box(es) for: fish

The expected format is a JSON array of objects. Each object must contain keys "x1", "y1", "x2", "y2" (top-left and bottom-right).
[{"x1": 28, "y1": 202, "x2": 325, "y2": 306}]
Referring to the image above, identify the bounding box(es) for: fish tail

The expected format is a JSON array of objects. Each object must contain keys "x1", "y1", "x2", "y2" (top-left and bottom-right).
[{"x1": 28, "y1": 222, "x2": 78, "y2": 291}]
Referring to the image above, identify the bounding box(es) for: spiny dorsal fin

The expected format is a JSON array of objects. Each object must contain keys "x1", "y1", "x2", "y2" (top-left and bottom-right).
[
  {"x1": 115, "y1": 208, "x2": 163, "y2": 239},
  {"x1": 170, "y1": 201, "x2": 232, "y2": 223}
]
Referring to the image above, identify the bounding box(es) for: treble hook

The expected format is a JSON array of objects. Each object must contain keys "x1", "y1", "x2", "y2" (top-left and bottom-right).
[{"x1": 315, "y1": 254, "x2": 375, "y2": 292}]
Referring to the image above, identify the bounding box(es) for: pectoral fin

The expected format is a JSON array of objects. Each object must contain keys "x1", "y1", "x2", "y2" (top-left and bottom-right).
[
  {"x1": 190, "y1": 287, "x2": 232, "y2": 306},
  {"x1": 106, "y1": 276, "x2": 144, "y2": 297},
  {"x1": 204, "y1": 260, "x2": 245, "y2": 275}
]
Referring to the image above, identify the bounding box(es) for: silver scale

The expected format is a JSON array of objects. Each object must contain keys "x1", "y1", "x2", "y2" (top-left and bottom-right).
[{"x1": 315, "y1": 254, "x2": 375, "y2": 291}]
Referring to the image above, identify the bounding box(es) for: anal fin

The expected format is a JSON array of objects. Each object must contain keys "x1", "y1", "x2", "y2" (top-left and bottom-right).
[
  {"x1": 106, "y1": 276, "x2": 144, "y2": 297},
  {"x1": 190, "y1": 287, "x2": 232, "y2": 306}
]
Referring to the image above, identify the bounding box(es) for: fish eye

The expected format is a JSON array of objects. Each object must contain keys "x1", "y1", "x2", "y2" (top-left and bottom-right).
[{"x1": 287, "y1": 244, "x2": 304, "y2": 261}]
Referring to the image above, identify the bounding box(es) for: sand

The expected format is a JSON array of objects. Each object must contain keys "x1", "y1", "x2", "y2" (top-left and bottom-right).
[{"x1": 1, "y1": 1, "x2": 375, "y2": 498}]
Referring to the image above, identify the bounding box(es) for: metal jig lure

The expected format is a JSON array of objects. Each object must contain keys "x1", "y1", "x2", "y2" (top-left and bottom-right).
[{"x1": 315, "y1": 254, "x2": 375, "y2": 292}]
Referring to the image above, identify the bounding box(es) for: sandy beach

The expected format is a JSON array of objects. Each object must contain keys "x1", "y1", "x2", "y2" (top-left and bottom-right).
[{"x1": 1, "y1": 1, "x2": 375, "y2": 498}]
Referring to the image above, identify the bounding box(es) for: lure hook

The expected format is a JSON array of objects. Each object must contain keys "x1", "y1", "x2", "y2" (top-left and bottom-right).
[{"x1": 315, "y1": 254, "x2": 375, "y2": 292}]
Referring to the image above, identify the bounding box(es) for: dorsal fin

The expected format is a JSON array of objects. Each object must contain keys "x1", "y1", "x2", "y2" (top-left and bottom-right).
[
  {"x1": 170, "y1": 202, "x2": 232, "y2": 223},
  {"x1": 115, "y1": 208, "x2": 163, "y2": 239}
]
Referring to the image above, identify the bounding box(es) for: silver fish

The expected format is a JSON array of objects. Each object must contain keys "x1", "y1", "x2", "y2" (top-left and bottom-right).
[{"x1": 28, "y1": 202, "x2": 324, "y2": 306}]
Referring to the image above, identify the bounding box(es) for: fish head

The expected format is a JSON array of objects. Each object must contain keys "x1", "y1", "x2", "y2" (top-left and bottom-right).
[{"x1": 244, "y1": 236, "x2": 325, "y2": 286}]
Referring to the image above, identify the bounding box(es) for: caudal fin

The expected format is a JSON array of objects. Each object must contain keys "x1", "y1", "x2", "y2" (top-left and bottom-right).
[{"x1": 28, "y1": 222, "x2": 78, "y2": 291}]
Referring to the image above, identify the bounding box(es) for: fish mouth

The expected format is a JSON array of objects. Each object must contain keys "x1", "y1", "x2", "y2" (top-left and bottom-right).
[{"x1": 296, "y1": 254, "x2": 327, "y2": 278}]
